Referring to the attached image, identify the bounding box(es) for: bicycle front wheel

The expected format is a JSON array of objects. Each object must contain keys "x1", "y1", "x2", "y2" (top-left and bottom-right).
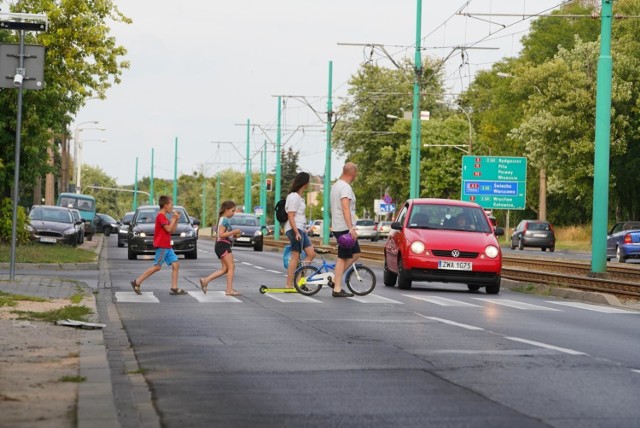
[
  {"x1": 346, "y1": 264, "x2": 377, "y2": 296},
  {"x1": 293, "y1": 265, "x2": 322, "y2": 296}
]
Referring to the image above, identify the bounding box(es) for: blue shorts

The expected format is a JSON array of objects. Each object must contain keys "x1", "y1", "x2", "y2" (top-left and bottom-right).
[
  {"x1": 153, "y1": 248, "x2": 178, "y2": 266},
  {"x1": 286, "y1": 229, "x2": 312, "y2": 253},
  {"x1": 333, "y1": 230, "x2": 361, "y2": 259}
]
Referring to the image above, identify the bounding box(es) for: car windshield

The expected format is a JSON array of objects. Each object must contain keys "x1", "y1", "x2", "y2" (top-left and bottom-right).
[
  {"x1": 59, "y1": 196, "x2": 95, "y2": 212},
  {"x1": 229, "y1": 215, "x2": 259, "y2": 226},
  {"x1": 356, "y1": 220, "x2": 375, "y2": 227},
  {"x1": 123, "y1": 213, "x2": 134, "y2": 222},
  {"x1": 527, "y1": 222, "x2": 551, "y2": 231},
  {"x1": 30, "y1": 207, "x2": 73, "y2": 224},
  {"x1": 100, "y1": 214, "x2": 117, "y2": 223},
  {"x1": 135, "y1": 208, "x2": 189, "y2": 223},
  {"x1": 408, "y1": 205, "x2": 491, "y2": 233}
]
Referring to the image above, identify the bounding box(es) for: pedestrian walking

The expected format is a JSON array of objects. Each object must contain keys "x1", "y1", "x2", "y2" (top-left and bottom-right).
[
  {"x1": 329, "y1": 162, "x2": 360, "y2": 297},
  {"x1": 130, "y1": 195, "x2": 187, "y2": 295},
  {"x1": 285, "y1": 172, "x2": 316, "y2": 288},
  {"x1": 199, "y1": 200, "x2": 243, "y2": 296}
]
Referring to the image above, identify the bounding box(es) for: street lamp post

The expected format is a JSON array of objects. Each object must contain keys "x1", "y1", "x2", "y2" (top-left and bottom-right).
[{"x1": 73, "y1": 121, "x2": 105, "y2": 193}]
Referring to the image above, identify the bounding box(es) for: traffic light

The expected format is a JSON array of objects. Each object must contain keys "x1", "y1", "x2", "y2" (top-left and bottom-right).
[{"x1": 266, "y1": 178, "x2": 273, "y2": 191}]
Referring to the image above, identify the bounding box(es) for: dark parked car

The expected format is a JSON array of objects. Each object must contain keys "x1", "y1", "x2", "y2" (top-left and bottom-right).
[
  {"x1": 95, "y1": 213, "x2": 119, "y2": 236},
  {"x1": 606, "y1": 221, "x2": 640, "y2": 263},
  {"x1": 510, "y1": 220, "x2": 555, "y2": 252},
  {"x1": 27, "y1": 205, "x2": 82, "y2": 246},
  {"x1": 127, "y1": 205, "x2": 198, "y2": 260},
  {"x1": 383, "y1": 198, "x2": 504, "y2": 294},
  {"x1": 228, "y1": 213, "x2": 263, "y2": 251},
  {"x1": 117, "y1": 211, "x2": 134, "y2": 248},
  {"x1": 69, "y1": 208, "x2": 85, "y2": 244}
]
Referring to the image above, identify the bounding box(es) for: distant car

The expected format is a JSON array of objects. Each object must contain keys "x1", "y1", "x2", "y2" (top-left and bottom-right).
[
  {"x1": 377, "y1": 221, "x2": 392, "y2": 239},
  {"x1": 510, "y1": 220, "x2": 555, "y2": 252},
  {"x1": 117, "y1": 211, "x2": 134, "y2": 248},
  {"x1": 95, "y1": 213, "x2": 119, "y2": 236},
  {"x1": 69, "y1": 209, "x2": 85, "y2": 244},
  {"x1": 189, "y1": 216, "x2": 201, "y2": 238},
  {"x1": 308, "y1": 219, "x2": 323, "y2": 237},
  {"x1": 127, "y1": 205, "x2": 198, "y2": 260},
  {"x1": 383, "y1": 198, "x2": 504, "y2": 294},
  {"x1": 606, "y1": 221, "x2": 640, "y2": 263},
  {"x1": 228, "y1": 213, "x2": 263, "y2": 251},
  {"x1": 26, "y1": 205, "x2": 82, "y2": 246},
  {"x1": 355, "y1": 219, "x2": 378, "y2": 242}
]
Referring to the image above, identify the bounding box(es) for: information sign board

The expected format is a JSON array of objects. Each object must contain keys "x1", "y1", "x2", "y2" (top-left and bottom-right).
[{"x1": 460, "y1": 156, "x2": 527, "y2": 210}]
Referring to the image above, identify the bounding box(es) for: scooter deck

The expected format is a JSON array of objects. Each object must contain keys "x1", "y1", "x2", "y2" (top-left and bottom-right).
[{"x1": 259, "y1": 285, "x2": 299, "y2": 294}]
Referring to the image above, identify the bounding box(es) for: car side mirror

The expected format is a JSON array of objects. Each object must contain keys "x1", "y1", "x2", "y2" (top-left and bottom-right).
[
  {"x1": 192, "y1": 219, "x2": 201, "y2": 226},
  {"x1": 123, "y1": 220, "x2": 130, "y2": 225},
  {"x1": 76, "y1": 220, "x2": 83, "y2": 225},
  {"x1": 494, "y1": 226, "x2": 505, "y2": 236},
  {"x1": 391, "y1": 221, "x2": 402, "y2": 230}
]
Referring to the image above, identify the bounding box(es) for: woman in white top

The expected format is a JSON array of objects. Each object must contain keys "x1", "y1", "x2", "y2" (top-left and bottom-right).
[{"x1": 285, "y1": 172, "x2": 316, "y2": 288}]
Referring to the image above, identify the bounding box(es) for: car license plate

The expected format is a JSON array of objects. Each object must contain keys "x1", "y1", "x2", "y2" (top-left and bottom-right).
[
  {"x1": 39, "y1": 237, "x2": 57, "y2": 243},
  {"x1": 438, "y1": 260, "x2": 472, "y2": 271},
  {"x1": 533, "y1": 233, "x2": 546, "y2": 237},
  {"x1": 236, "y1": 237, "x2": 250, "y2": 242}
]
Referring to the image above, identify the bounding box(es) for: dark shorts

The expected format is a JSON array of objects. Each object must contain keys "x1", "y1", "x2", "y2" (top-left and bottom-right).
[
  {"x1": 215, "y1": 240, "x2": 232, "y2": 259},
  {"x1": 333, "y1": 230, "x2": 361, "y2": 260},
  {"x1": 285, "y1": 229, "x2": 312, "y2": 253}
]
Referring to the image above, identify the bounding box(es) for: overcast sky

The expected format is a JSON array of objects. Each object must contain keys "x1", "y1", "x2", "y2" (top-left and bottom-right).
[{"x1": 60, "y1": 0, "x2": 564, "y2": 185}]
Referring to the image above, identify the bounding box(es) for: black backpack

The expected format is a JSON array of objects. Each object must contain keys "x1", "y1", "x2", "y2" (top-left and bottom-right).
[{"x1": 275, "y1": 198, "x2": 288, "y2": 224}]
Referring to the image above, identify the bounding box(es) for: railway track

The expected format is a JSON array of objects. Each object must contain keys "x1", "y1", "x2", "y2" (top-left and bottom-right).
[{"x1": 264, "y1": 238, "x2": 640, "y2": 298}]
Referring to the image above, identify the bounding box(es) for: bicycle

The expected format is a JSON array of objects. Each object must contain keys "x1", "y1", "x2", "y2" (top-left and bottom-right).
[{"x1": 293, "y1": 247, "x2": 376, "y2": 296}]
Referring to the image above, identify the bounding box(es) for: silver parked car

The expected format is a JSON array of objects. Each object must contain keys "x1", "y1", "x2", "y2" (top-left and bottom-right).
[{"x1": 355, "y1": 219, "x2": 379, "y2": 242}]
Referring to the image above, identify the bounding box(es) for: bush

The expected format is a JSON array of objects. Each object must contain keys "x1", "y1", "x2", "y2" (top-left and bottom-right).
[{"x1": 0, "y1": 197, "x2": 30, "y2": 245}]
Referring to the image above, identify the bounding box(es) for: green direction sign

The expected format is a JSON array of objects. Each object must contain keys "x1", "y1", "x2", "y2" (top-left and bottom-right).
[{"x1": 460, "y1": 156, "x2": 527, "y2": 210}]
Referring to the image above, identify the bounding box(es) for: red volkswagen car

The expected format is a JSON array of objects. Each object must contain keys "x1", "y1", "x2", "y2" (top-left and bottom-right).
[{"x1": 383, "y1": 199, "x2": 504, "y2": 294}]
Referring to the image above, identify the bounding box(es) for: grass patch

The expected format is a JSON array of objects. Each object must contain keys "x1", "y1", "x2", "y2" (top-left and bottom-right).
[
  {"x1": 0, "y1": 291, "x2": 49, "y2": 307},
  {"x1": 69, "y1": 293, "x2": 84, "y2": 304},
  {"x1": 128, "y1": 368, "x2": 147, "y2": 375},
  {"x1": 0, "y1": 243, "x2": 96, "y2": 264},
  {"x1": 59, "y1": 375, "x2": 86, "y2": 383},
  {"x1": 12, "y1": 305, "x2": 93, "y2": 323}
]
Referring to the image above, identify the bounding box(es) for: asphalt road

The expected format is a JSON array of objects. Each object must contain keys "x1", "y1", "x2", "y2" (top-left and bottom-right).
[{"x1": 92, "y1": 236, "x2": 640, "y2": 427}]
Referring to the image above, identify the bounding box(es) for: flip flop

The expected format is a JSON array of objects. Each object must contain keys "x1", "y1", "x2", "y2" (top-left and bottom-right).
[
  {"x1": 225, "y1": 290, "x2": 242, "y2": 296},
  {"x1": 169, "y1": 288, "x2": 188, "y2": 295},
  {"x1": 199, "y1": 278, "x2": 207, "y2": 295},
  {"x1": 130, "y1": 280, "x2": 141, "y2": 295}
]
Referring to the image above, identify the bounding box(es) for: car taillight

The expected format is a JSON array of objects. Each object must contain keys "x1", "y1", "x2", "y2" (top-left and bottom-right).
[
  {"x1": 549, "y1": 223, "x2": 554, "y2": 231},
  {"x1": 624, "y1": 234, "x2": 632, "y2": 244}
]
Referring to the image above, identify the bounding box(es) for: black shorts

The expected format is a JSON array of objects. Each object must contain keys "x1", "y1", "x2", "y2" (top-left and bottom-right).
[
  {"x1": 215, "y1": 240, "x2": 232, "y2": 259},
  {"x1": 333, "y1": 230, "x2": 361, "y2": 259}
]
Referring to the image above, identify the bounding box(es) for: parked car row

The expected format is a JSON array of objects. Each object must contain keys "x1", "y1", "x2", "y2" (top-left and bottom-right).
[{"x1": 27, "y1": 205, "x2": 84, "y2": 246}]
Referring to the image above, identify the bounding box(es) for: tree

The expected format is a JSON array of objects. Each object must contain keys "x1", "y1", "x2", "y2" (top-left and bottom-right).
[{"x1": 279, "y1": 147, "x2": 300, "y2": 198}]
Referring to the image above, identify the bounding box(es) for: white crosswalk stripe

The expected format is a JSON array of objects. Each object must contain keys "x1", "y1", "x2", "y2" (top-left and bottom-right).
[
  {"x1": 115, "y1": 291, "x2": 159, "y2": 303},
  {"x1": 472, "y1": 298, "x2": 561, "y2": 311},
  {"x1": 188, "y1": 291, "x2": 242, "y2": 302},
  {"x1": 405, "y1": 295, "x2": 480, "y2": 307},
  {"x1": 547, "y1": 301, "x2": 637, "y2": 314},
  {"x1": 265, "y1": 293, "x2": 322, "y2": 303},
  {"x1": 352, "y1": 294, "x2": 403, "y2": 304}
]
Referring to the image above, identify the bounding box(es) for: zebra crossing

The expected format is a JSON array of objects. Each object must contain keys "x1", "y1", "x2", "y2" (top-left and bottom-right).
[{"x1": 114, "y1": 289, "x2": 638, "y2": 314}]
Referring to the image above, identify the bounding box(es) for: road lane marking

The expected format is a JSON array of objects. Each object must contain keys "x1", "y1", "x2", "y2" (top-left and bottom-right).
[
  {"x1": 115, "y1": 292, "x2": 159, "y2": 303},
  {"x1": 265, "y1": 294, "x2": 322, "y2": 303},
  {"x1": 352, "y1": 294, "x2": 403, "y2": 304},
  {"x1": 187, "y1": 291, "x2": 242, "y2": 302},
  {"x1": 253, "y1": 266, "x2": 266, "y2": 270},
  {"x1": 473, "y1": 298, "x2": 561, "y2": 311},
  {"x1": 266, "y1": 269, "x2": 281, "y2": 274},
  {"x1": 546, "y1": 301, "x2": 637, "y2": 314},
  {"x1": 415, "y1": 313, "x2": 484, "y2": 331},
  {"x1": 405, "y1": 295, "x2": 480, "y2": 307},
  {"x1": 505, "y1": 337, "x2": 587, "y2": 356}
]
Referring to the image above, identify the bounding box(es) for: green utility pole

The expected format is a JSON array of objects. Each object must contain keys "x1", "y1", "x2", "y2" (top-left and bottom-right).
[
  {"x1": 216, "y1": 172, "x2": 221, "y2": 227},
  {"x1": 133, "y1": 157, "x2": 138, "y2": 210},
  {"x1": 274, "y1": 96, "x2": 283, "y2": 240},
  {"x1": 149, "y1": 148, "x2": 155, "y2": 205},
  {"x1": 260, "y1": 142, "x2": 267, "y2": 228},
  {"x1": 590, "y1": 0, "x2": 613, "y2": 275},
  {"x1": 409, "y1": 0, "x2": 423, "y2": 199},
  {"x1": 322, "y1": 60, "x2": 333, "y2": 245},
  {"x1": 201, "y1": 177, "x2": 206, "y2": 229},
  {"x1": 244, "y1": 119, "x2": 251, "y2": 212},
  {"x1": 173, "y1": 137, "x2": 178, "y2": 204}
]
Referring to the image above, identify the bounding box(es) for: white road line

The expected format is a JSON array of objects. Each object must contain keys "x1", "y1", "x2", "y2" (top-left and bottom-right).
[
  {"x1": 473, "y1": 298, "x2": 561, "y2": 311},
  {"x1": 547, "y1": 301, "x2": 637, "y2": 314},
  {"x1": 505, "y1": 337, "x2": 587, "y2": 356},
  {"x1": 632, "y1": 369, "x2": 640, "y2": 375},
  {"x1": 254, "y1": 266, "x2": 266, "y2": 270},
  {"x1": 415, "y1": 313, "x2": 485, "y2": 331},
  {"x1": 405, "y1": 295, "x2": 480, "y2": 307},
  {"x1": 115, "y1": 292, "x2": 159, "y2": 303},
  {"x1": 352, "y1": 294, "x2": 403, "y2": 304},
  {"x1": 241, "y1": 262, "x2": 253, "y2": 266},
  {"x1": 187, "y1": 291, "x2": 242, "y2": 302},
  {"x1": 264, "y1": 294, "x2": 322, "y2": 303},
  {"x1": 266, "y1": 269, "x2": 281, "y2": 274}
]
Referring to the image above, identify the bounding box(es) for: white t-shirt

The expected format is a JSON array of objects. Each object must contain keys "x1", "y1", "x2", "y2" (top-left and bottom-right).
[
  {"x1": 284, "y1": 192, "x2": 307, "y2": 233},
  {"x1": 330, "y1": 179, "x2": 356, "y2": 232}
]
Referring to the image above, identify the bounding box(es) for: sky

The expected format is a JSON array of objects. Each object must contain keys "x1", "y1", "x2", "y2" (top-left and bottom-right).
[{"x1": 47, "y1": 0, "x2": 566, "y2": 185}]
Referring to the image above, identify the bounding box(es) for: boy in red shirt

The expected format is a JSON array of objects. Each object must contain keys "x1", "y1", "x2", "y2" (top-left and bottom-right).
[{"x1": 130, "y1": 195, "x2": 187, "y2": 295}]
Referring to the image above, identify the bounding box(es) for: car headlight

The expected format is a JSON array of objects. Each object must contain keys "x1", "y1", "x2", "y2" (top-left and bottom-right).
[
  {"x1": 134, "y1": 231, "x2": 146, "y2": 238},
  {"x1": 410, "y1": 241, "x2": 425, "y2": 254},
  {"x1": 485, "y1": 245, "x2": 499, "y2": 258},
  {"x1": 25, "y1": 225, "x2": 33, "y2": 232},
  {"x1": 64, "y1": 229, "x2": 76, "y2": 235},
  {"x1": 119, "y1": 226, "x2": 128, "y2": 233},
  {"x1": 254, "y1": 230, "x2": 262, "y2": 236},
  {"x1": 110, "y1": 223, "x2": 118, "y2": 228},
  {"x1": 180, "y1": 230, "x2": 194, "y2": 237}
]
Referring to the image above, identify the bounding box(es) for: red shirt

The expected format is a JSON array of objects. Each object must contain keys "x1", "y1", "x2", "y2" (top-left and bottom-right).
[{"x1": 153, "y1": 212, "x2": 171, "y2": 248}]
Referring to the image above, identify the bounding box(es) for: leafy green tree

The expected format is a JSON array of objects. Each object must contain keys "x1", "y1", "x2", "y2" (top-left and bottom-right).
[
  {"x1": 279, "y1": 147, "x2": 300, "y2": 198},
  {"x1": 81, "y1": 165, "x2": 119, "y2": 216}
]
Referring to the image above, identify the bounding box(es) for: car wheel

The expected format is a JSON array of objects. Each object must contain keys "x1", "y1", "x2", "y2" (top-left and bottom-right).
[
  {"x1": 397, "y1": 256, "x2": 412, "y2": 290},
  {"x1": 185, "y1": 245, "x2": 198, "y2": 259},
  {"x1": 117, "y1": 240, "x2": 124, "y2": 248},
  {"x1": 616, "y1": 246, "x2": 626, "y2": 263},
  {"x1": 485, "y1": 278, "x2": 501, "y2": 294},
  {"x1": 518, "y1": 238, "x2": 524, "y2": 250},
  {"x1": 467, "y1": 284, "x2": 481, "y2": 292},
  {"x1": 86, "y1": 233, "x2": 93, "y2": 241},
  {"x1": 383, "y1": 256, "x2": 397, "y2": 287},
  {"x1": 254, "y1": 242, "x2": 263, "y2": 252},
  {"x1": 127, "y1": 248, "x2": 137, "y2": 260},
  {"x1": 104, "y1": 228, "x2": 111, "y2": 237},
  {"x1": 550, "y1": 247, "x2": 555, "y2": 253},
  {"x1": 510, "y1": 239, "x2": 516, "y2": 250},
  {"x1": 541, "y1": 247, "x2": 546, "y2": 252}
]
